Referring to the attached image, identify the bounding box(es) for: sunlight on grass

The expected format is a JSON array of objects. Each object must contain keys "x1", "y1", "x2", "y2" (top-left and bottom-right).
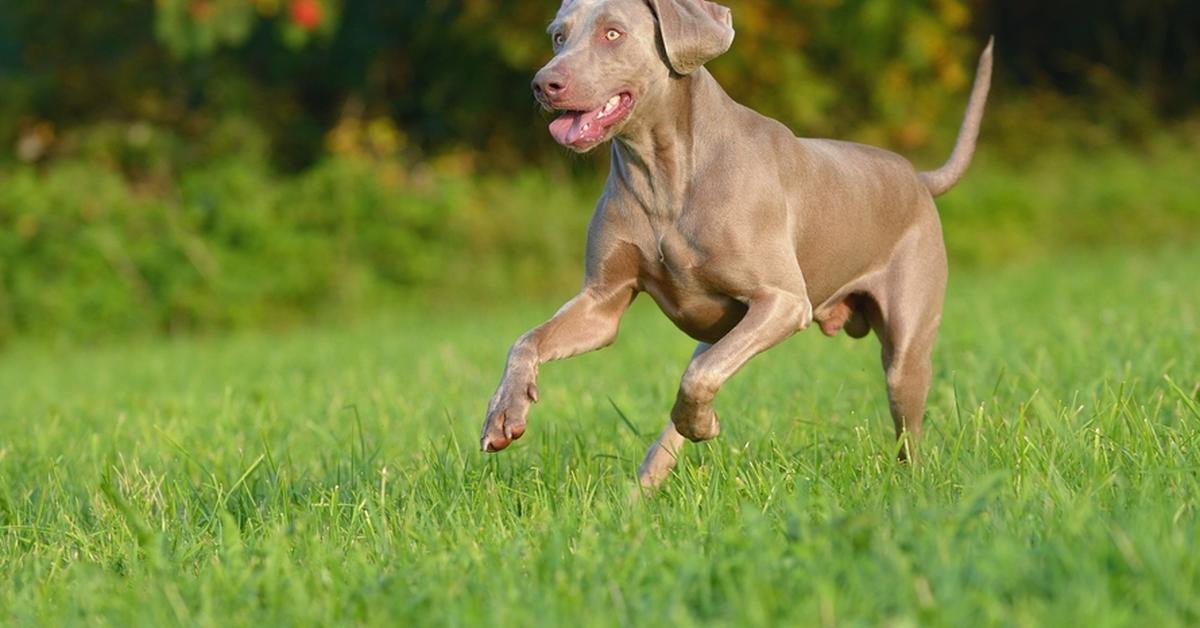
[{"x1": 1, "y1": 246, "x2": 1197, "y2": 625}]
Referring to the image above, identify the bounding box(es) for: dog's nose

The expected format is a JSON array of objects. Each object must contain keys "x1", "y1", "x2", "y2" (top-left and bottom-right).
[{"x1": 532, "y1": 70, "x2": 568, "y2": 102}]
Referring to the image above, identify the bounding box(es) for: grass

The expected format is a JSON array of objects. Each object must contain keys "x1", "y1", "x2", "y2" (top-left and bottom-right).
[{"x1": 1, "y1": 243, "x2": 1198, "y2": 626}]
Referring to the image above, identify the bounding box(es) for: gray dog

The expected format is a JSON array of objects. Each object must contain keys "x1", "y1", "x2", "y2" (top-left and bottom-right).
[{"x1": 481, "y1": 0, "x2": 993, "y2": 491}]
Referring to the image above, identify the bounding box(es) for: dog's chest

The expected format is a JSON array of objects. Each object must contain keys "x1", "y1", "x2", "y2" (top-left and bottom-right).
[
  {"x1": 635, "y1": 230, "x2": 746, "y2": 343},
  {"x1": 636, "y1": 227, "x2": 710, "y2": 283},
  {"x1": 653, "y1": 229, "x2": 699, "y2": 270}
]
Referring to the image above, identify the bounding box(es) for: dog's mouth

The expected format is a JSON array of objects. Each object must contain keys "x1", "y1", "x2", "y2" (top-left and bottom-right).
[{"x1": 548, "y1": 92, "x2": 634, "y2": 150}]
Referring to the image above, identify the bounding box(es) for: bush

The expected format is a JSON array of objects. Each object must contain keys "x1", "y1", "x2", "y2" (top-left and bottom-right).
[
  {"x1": 3, "y1": 123, "x2": 1198, "y2": 346},
  {"x1": 0, "y1": 147, "x2": 602, "y2": 344},
  {"x1": 0, "y1": 158, "x2": 350, "y2": 340}
]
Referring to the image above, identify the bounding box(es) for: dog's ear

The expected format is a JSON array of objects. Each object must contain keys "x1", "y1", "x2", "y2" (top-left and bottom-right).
[{"x1": 646, "y1": 0, "x2": 734, "y2": 75}]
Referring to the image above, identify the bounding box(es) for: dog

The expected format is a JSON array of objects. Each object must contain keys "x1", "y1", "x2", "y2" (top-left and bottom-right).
[{"x1": 480, "y1": 0, "x2": 993, "y2": 492}]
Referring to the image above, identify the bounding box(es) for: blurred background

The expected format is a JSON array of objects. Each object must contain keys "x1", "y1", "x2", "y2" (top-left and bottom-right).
[{"x1": 0, "y1": 0, "x2": 1196, "y2": 345}]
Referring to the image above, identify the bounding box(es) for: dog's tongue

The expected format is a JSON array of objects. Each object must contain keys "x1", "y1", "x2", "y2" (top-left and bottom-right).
[
  {"x1": 548, "y1": 112, "x2": 583, "y2": 146},
  {"x1": 549, "y1": 107, "x2": 603, "y2": 146}
]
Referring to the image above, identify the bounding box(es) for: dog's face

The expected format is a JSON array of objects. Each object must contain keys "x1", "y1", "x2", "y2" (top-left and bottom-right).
[{"x1": 533, "y1": 0, "x2": 735, "y2": 152}]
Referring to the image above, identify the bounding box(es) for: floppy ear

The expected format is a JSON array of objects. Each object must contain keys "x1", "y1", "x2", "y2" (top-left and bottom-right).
[{"x1": 645, "y1": 0, "x2": 735, "y2": 75}]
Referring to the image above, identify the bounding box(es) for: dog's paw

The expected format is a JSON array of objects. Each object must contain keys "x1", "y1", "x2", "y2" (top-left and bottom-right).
[
  {"x1": 671, "y1": 399, "x2": 721, "y2": 442},
  {"x1": 480, "y1": 379, "x2": 539, "y2": 452}
]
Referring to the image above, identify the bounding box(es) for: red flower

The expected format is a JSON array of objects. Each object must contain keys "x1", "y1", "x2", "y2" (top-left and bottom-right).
[{"x1": 290, "y1": 0, "x2": 322, "y2": 31}]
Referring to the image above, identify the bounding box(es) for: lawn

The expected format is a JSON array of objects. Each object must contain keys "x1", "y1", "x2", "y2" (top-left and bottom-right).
[{"x1": 1, "y1": 244, "x2": 1198, "y2": 626}]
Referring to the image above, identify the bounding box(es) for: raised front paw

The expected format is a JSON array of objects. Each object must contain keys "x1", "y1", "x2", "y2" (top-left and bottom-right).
[
  {"x1": 670, "y1": 395, "x2": 721, "y2": 442},
  {"x1": 480, "y1": 379, "x2": 540, "y2": 453}
]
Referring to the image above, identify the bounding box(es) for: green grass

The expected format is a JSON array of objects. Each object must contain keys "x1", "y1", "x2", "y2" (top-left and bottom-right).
[{"x1": 1, "y1": 244, "x2": 1198, "y2": 626}]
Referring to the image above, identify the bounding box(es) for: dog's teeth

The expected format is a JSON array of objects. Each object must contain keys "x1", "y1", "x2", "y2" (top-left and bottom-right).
[{"x1": 598, "y1": 96, "x2": 621, "y2": 117}]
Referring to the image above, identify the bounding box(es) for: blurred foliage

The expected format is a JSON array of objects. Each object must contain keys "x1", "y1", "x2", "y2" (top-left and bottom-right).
[
  {"x1": 0, "y1": 140, "x2": 597, "y2": 342},
  {"x1": 2, "y1": 0, "x2": 1197, "y2": 169},
  {"x1": 0, "y1": 1, "x2": 1198, "y2": 343},
  {"x1": 154, "y1": 0, "x2": 337, "y2": 57},
  {"x1": 1, "y1": 128, "x2": 1197, "y2": 345}
]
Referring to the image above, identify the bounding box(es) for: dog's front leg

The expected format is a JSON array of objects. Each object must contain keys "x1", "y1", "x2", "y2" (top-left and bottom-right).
[
  {"x1": 481, "y1": 286, "x2": 636, "y2": 453},
  {"x1": 671, "y1": 288, "x2": 812, "y2": 442}
]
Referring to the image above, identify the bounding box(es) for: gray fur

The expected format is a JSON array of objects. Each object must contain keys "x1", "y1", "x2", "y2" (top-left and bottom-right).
[{"x1": 483, "y1": 0, "x2": 994, "y2": 493}]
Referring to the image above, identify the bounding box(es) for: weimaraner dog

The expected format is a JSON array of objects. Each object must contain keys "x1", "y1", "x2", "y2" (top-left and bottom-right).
[{"x1": 481, "y1": 0, "x2": 993, "y2": 491}]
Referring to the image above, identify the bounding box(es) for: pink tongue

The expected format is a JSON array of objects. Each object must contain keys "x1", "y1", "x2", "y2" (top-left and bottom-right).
[
  {"x1": 548, "y1": 107, "x2": 603, "y2": 146},
  {"x1": 549, "y1": 112, "x2": 583, "y2": 145}
]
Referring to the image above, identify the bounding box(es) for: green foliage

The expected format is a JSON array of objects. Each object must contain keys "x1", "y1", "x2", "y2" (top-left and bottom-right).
[
  {"x1": 938, "y1": 133, "x2": 1200, "y2": 265},
  {"x1": 0, "y1": 156, "x2": 401, "y2": 339},
  {"x1": 0, "y1": 0, "x2": 1197, "y2": 344},
  {"x1": 154, "y1": 0, "x2": 339, "y2": 57},
  {"x1": 1, "y1": 126, "x2": 1198, "y2": 345},
  {"x1": 155, "y1": 0, "x2": 257, "y2": 57},
  {"x1": 713, "y1": 0, "x2": 977, "y2": 148},
  {"x1": 2, "y1": 0, "x2": 1196, "y2": 168},
  {"x1": 0, "y1": 143, "x2": 598, "y2": 343},
  {"x1": 1, "y1": 246, "x2": 1198, "y2": 624}
]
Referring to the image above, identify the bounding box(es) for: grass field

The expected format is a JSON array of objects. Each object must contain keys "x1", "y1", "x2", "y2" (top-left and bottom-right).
[{"x1": 1, "y1": 244, "x2": 1198, "y2": 626}]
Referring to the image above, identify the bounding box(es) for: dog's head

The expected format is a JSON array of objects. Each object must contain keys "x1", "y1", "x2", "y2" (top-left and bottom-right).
[{"x1": 533, "y1": 0, "x2": 735, "y2": 152}]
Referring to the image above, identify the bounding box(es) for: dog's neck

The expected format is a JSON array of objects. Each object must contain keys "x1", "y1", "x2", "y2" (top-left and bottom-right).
[{"x1": 611, "y1": 68, "x2": 733, "y2": 221}]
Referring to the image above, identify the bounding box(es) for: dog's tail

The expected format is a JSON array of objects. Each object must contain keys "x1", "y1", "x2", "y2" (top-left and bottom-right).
[{"x1": 920, "y1": 37, "x2": 994, "y2": 198}]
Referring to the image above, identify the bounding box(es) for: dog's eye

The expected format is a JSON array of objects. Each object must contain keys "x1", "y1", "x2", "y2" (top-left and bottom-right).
[
  {"x1": 554, "y1": 33, "x2": 566, "y2": 47},
  {"x1": 605, "y1": 29, "x2": 622, "y2": 41}
]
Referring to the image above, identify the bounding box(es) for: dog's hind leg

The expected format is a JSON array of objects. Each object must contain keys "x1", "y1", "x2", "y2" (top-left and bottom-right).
[
  {"x1": 873, "y1": 241, "x2": 947, "y2": 462},
  {"x1": 634, "y1": 422, "x2": 686, "y2": 497},
  {"x1": 631, "y1": 343, "x2": 712, "y2": 499},
  {"x1": 879, "y1": 320, "x2": 939, "y2": 461}
]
